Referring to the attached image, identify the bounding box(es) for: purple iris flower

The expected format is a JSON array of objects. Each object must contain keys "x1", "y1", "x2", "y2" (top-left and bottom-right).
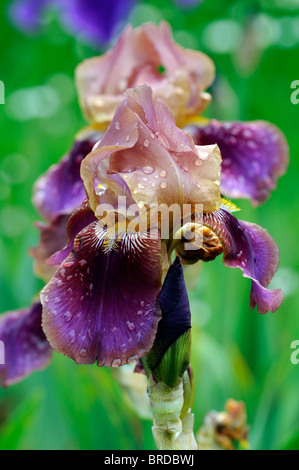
[
  {"x1": 8, "y1": 0, "x2": 137, "y2": 47},
  {"x1": 0, "y1": 23, "x2": 288, "y2": 387}
]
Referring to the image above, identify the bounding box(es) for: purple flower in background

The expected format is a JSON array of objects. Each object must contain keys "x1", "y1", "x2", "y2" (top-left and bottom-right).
[
  {"x1": 0, "y1": 303, "x2": 52, "y2": 387},
  {"x1": 8, "y1": 0, "x2": 137, "y2": 47}
]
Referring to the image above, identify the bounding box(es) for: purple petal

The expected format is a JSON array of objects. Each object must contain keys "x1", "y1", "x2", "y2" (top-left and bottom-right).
[
  {"x1": 32, "y1": 130, "x2": 102, "y2": 221},
  {"x1": 47, "y1": 200, "x2": 97, "y2": 267},
  {"x1": 203, "y1": 209, "x2": 283, "y2": 314},
  {"x1": 9, "y1": 0, "x2": 136, "y2": 46},
  {"x1": 41, "y1": 222, "x2": 162, "y2": 366},
  {"x1": 8, "y1": 0, "x2": 51, "y2": 31},
  {"x1": 61, "y1": 0, "x2": 137, "y2": 46},
  {"x1": 30, "y1": 215, "x2": 69, "y2": 282},
  {"x1": 186, "y1": 120, "x2": 289, "y2": 205},
  {"x1": 0, "y1": 302, "x2": 52, "y2": 387}
]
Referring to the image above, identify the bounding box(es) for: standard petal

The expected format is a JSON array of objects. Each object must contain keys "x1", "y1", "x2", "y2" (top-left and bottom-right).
[
  {"x1": 0, "y1": 302, "x2": 52, "y2": 387},
  {"x1": 33, "y1": 128, "x2": 102, "y2": 221},
  {"x1": 41, "y1": 222, "x2": 162, "y2": 366},
  {"x1": 203, "y1": 209, "x2": 283, "y2": 314},
  {"x1": 75, "y1": 22, "x2": 215, "y2": 125},
  {"x1": 81, "y1": 85, "x2": 221, "y2": 217},
  {"x1": 186, "y1": 120, "x2": 289, "y2": 205}
]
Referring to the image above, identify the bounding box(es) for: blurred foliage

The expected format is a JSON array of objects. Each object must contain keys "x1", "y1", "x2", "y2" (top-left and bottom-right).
[{"x1": 0, "y1": 0, "x2": 298, "y2": 450}]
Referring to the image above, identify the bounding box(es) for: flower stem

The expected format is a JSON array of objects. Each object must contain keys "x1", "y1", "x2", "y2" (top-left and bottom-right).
[{"x1": 148, "y1": 374, "x2": 197, "y2": 450}]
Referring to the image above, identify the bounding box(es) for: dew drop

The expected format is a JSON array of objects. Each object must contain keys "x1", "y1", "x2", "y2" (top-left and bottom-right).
[
  {"x1": 143, "y1": 165, "x2": 154, "y2": 175},
  {"x1": 111, "y1": 358, "x2": 122, "y2": 367},
  {"x1": 159, "y1": 170, "x2": 167, "y2": 178},
  {"x1": 64, "y1": 311, "x2": 72, "y2": 322},
  {"x1": 126, "y1": 321, "x2": 136, "y2": 331},
  {"x1": 195, "y1": 159, "x2": 202, "y2": 167},
  {"x1": 128, "y1": 355, "x2": 139, "y2": 364},
  {"x1": 138, "y1": 183, "x2": 145, "y2": 189},
  {"x1": 144, "y1": 139, "x2": 150, "y2": 147},
  {"x1": 160, "y1": 182, "x2": 167, "y2": 189},
  {"x1": 115, "y1": 121, "x2": 121, "y2": 130},
  {"x1": 64, "y1": 261, "x2": 74, "y2": 268},
  {"x1": 69, "y1": 330, "x2": 75, "y2": 344},
  {"x1": 79, "y1": 348, "x2": 87, "y2": 357}
]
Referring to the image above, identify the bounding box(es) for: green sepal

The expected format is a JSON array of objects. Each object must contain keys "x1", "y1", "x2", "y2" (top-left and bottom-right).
[{"x1": 147, "y1": 329, "x2": 191, "y2": 388}]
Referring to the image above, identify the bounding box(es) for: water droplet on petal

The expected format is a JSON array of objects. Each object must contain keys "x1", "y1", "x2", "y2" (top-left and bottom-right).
[
  {"x1": 64, "y1": 311, "x2": 72, "y2": 322},
  {"x1": 126, "y1": 321, "x2": 136, "y2": 331},
  {"x1": 195, "y1": 159, "x2": 202, "y2": 167},
  {"x1": 144, "y1": 139, "x2": 150, "y2": 147},
  {"x1": 111, "y1": 358, "x2": 122, "y2": 367},
  {"x1": 159, "y1": 170, "x2": 167, "y2": 177},
  {"x1": 69, "y1": 330, "x2": 75, "y2": 344},
  {"x1": 128, "y1": 355, "x2": 139, "y2": 364},
  {"x1": 79, "y1": 348, "x2": 87, "y2": 357},
  {"x1": 115, "y1": 121, "x2": 121, "y2": 130},
  {"x1": 143, "y1": 166, "x2": 154, "y2": 175},
  {"x1": 160, "y1": 182, "x2": 167, "y2": 189},
  {"x1": 64, "y1": 261, "x2": 74, "y2": 268}
]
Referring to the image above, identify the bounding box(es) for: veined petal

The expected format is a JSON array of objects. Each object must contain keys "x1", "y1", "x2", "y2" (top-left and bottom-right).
[
  {"x1": 186, "y1": 120, "x2": 289, "y2": 205},
  {"x1": 0, "y1": 302, "x2": 52, "y2": 387},
  {"x1": 41, "y1": 222, "x2": 162, "y2": 366},
  {"x1": 33, "y1": 128, "x2": 102, "y2": 221},
  {"x1": 203, "y1": 209, "x2": 283, "y2": 314}
]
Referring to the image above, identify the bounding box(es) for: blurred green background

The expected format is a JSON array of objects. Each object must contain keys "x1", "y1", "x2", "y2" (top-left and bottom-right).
[{"x1": 0, "y1": 0, "x2": 298, "y2": 450}]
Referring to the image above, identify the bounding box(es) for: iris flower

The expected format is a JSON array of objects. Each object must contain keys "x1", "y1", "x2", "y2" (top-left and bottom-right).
[
  {"x1": 8, "y1": 0, "x2": 137, "y2": 47},
  {"x1": 0, "y1": 22, "x2": 288, "y2": 387}
]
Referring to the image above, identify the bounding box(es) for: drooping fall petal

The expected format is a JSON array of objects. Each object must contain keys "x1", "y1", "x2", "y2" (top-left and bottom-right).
[
  {"x1": 186, "y1": 120, "x2": 289, "y2": 205},
  {"x1": 41, "y1": 221, "x2": 162, "y2": 367},
  {"x1": 0, "y1": 302, "x2": 52, "y2": 387},
  {"x1": 202, "y1": 208, "x2": 283, "y2": 314}
]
